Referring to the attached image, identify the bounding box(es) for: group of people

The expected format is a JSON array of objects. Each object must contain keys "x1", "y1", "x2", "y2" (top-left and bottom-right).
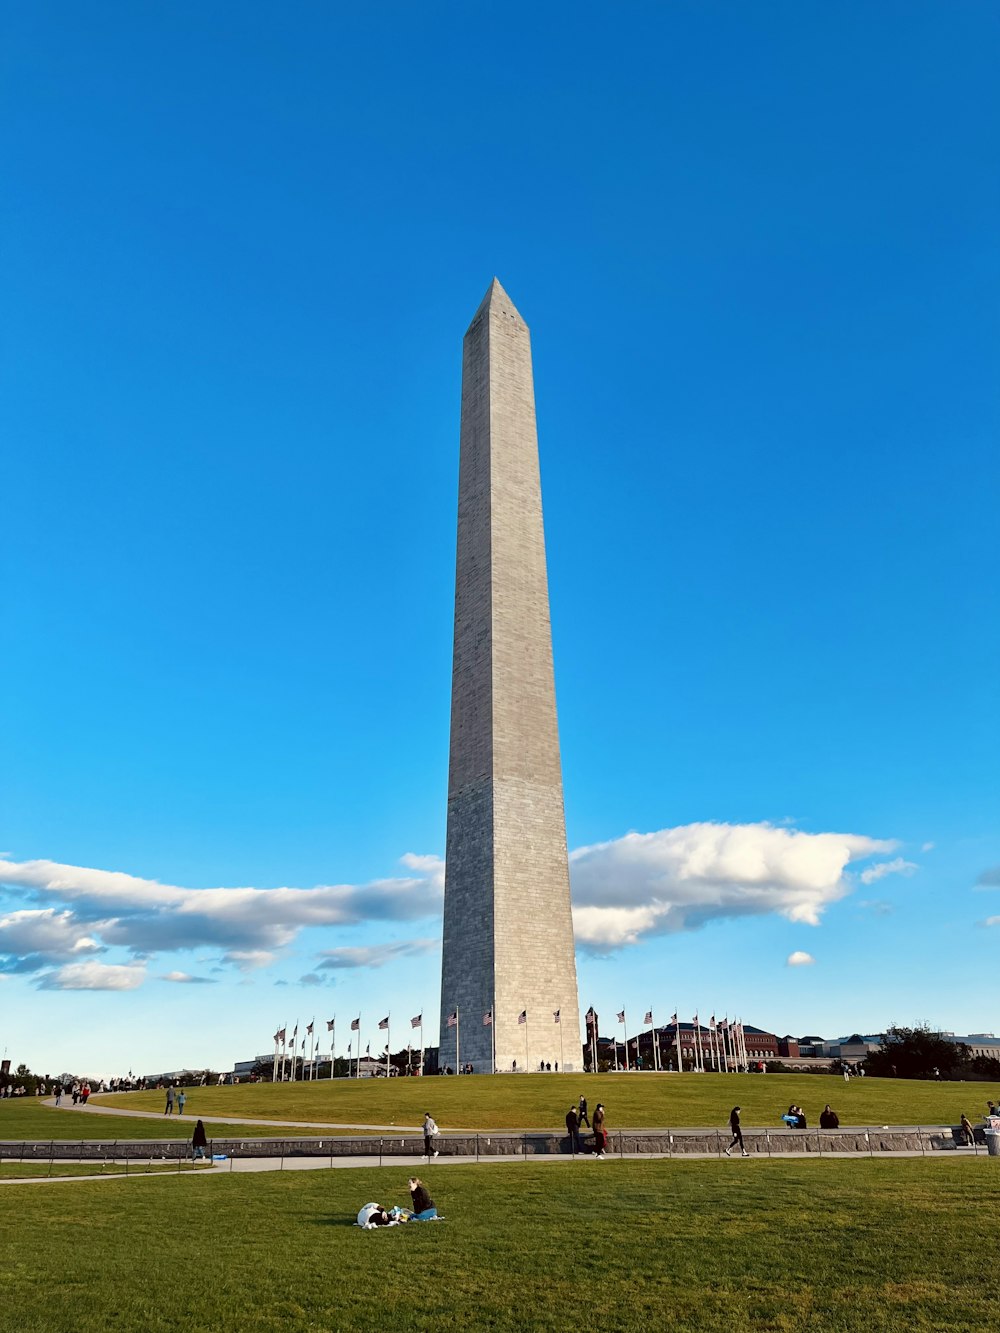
[
  {"x1": 565, "y1": 1095, "x2": 607, "y2": 1156},
  {"x1": 358, "y1": 1178, "x2": 438, "y2": 1227},
  {"x1": 163, "y1": 1085, "x2": 187, "y2": 1115}
]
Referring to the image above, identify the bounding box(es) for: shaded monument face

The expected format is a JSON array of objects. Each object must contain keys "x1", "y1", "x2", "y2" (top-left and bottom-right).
[{"x1": 439, "y1": 278, "x2": 581, "y2": 1073}]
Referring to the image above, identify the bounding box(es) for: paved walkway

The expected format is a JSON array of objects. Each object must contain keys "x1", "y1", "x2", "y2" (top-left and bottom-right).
[{"x1": 3, "y1": 1144, "x2": 989, "y2": 1187}]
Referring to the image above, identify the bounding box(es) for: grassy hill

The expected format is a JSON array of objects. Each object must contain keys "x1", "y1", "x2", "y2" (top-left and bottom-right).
[{"x1": 94, "y1": 1071, "x2": 1000, "y2": 1131}]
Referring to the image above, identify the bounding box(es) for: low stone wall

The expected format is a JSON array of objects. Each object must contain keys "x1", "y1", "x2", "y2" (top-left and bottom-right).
[{"x1": 0, "y1": 1125, "x2": 988, "y2": 1161}]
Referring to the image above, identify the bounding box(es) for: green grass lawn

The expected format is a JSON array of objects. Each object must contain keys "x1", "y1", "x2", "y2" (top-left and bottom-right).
[
  {"x1": 3, "y1": 1159, "x2": 999, "y2": 1331},
  {"x1": 0, "y1": 1160, "x2": 214, "y2": 1179},
  {"x1": 94, "y1": 1071, "x2": 1000, "y2": 1133},
  {"x1": 0, "y1": 1101, "x2": 297, "y2": 1143}
]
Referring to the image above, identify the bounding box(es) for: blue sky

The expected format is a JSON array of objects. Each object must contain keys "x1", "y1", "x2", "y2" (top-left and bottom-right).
[{"x1": 2, "y1": 2, "x2": 998, "y2": 1076}]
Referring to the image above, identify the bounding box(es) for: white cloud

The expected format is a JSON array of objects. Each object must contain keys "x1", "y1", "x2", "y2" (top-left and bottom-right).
[
  {"x1": 0, "y1": 854, "x2": 445, "y2": 973},
  {"x1": 0, "y1": 908, "x2": 105, "y2": 964},
  {"x1": 38, "y1": 961, "x2": 146, "y2": 991},
  {"x1": 161, "y1": 971, "x2": 216, "y2": 984},
  {"x1": 786, "y1": 951, "x2": 815, "y2": 967},
  {"x1": 318, "y1": 939, "x2": 438, "y2": 971},
  {"x1": 222, "y1": 950, "x2": 277, "y2": 972},
  {"x1": 569, "y1": 822, "x2": 897, "y2": 951},
  {"x1": 859, "y1": 857, "x2": 917, "y2": 886},
  {"x1": 921, "y1": 842, "x2": 935, "y2": 853},
  {"x1": 983, "y1": 917, "x2": 1000, "y2": 928},
  {"x1": 975, "y1": 867, "x2": 1000, "y2": 890}
]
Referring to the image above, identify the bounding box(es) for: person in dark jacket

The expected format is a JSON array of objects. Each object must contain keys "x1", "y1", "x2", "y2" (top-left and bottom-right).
[
  {"x1": 592, "y1": 1103, "x2": 607, "y2": 1158},
  {"x1": 725, "y1": 1106, "x2": 748, "y2": 1157},
  {"x1": 566, "y1": 1105, "x2": 581, "y2": 1153},
  {"x1": 407, "y1": 1177, "x2": 437, "y2": 1220},
  {"x1": 192, "y1": 1119, "x2": 209, "y2": 1159},
  {"x1": 578, "y1": 1095, "x2": 590, "y2": 1129},
  {"x1": 819, "y1": 1105, "x2": 839, "y2": 1130}
]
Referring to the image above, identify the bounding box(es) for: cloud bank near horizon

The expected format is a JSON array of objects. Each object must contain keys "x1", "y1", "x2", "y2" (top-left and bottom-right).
[{"x1": 0, "y1": 822, "x2": 908, "y2": 987}]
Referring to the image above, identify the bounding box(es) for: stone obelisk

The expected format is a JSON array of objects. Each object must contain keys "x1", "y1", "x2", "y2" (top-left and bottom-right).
[{"x1": 439, "y1": 278, "x2": 581, "y2": 1073}]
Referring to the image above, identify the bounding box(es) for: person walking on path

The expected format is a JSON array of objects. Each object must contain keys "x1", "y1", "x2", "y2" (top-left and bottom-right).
[
  {"x1": 592, "y1": 1103, "x2": 607, "y2": 1158},
  {"x1": 565, "y1": 1105, "x2": 581, "y2": 1154},
  {"x1": 960, "y1": 1113, "x2": 975, "y2": 1147},
  {"x1": 164, "y1": 1085, "x2": 174, "y2": 1116},
  {"x1": 578, "y1": 1095, "x2": 590, "y2": 1129},
  {"x1": 725, "y1": 1105, "x2": 749, "y2": 1157},
  {"x1": 177, "y1": 1090, "x2": 186, "y2": 1115},
  {"x1": 192, "y1": 1119, "x2": 208, "y2": 1160},
  {"x1": 423, "y1": 1112, "x2": 439, "y2": 1158}
]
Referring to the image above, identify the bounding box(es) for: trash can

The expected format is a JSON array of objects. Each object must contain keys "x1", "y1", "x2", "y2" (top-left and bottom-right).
[{"x1": 985, "y1": 1131, "x2": 1000, "y2": 1158}]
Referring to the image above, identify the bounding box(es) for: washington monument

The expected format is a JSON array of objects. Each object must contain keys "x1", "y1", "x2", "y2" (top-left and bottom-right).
[{"x1": 439, "y1": 278, "x2": 581, "y2": 1073}]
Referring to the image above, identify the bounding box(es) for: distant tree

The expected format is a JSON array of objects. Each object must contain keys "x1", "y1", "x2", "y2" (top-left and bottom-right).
[{"x1": 864, "y1": 1025, "x2": 969, "y2": 1080}]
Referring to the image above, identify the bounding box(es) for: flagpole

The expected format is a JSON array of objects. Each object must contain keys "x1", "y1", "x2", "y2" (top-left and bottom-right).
[
  {"x1": 455, "y1": 1006, "x2": 460, "y2": 1074},
  {"x1": 272, "y1": 1032, "x2": 278, "y2": 1083},
  {"x1": 356, "y1": 1015, "x2": 362, "y2": 1078},
  {"x1": 282, "y1": 1026, "x2": 288, "y2": 1081},
  {"x1": 331, "y1": 1019, "x2": 336, "y2": 1078},
  {"x1": 614, "y1": 1016, "x2": 620, "y2": 1072},
  {"x1": 491, "y1": 1006, "x2": 496, "y2": 1075},
  {"x1": 622, "y1": 1008, "x2": 628, "y2": 1071},
  {"x1": 524, "y1": 1010, "x2": 529, "y2": 1072},
  {"x1": 694, "y1": 1016, "x2": 703, "y2": 1073},
  {"x1": 385, "y1": 1016, "x2": 391, "y2": 1079},
  {"x1": 559, "y1": 1013, "x2": 564, "y2": 1071},
  {"x1": 420, "y1": 1018, "x2": 424, "y2": 1077},
  {"x1": 675, "y1": 1010, "x2": 682, "y2": 1073}
]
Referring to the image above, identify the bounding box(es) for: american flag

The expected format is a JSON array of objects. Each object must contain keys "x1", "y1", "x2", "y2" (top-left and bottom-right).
[
  {"x1": 365, "y1": 1043, "x2": 370, "y2": 1056},
  {"x1": 617, "y1": 1010, "x2": 626, "y2": 1024},
  {"x1": 483, "y1": 1010, "x2": 493, "y2": 1026},
  {"x1": 585, "y1": 1007, "x2": 596, "y2": 1026},
  {"x1": 553, "y1": 1009, "x2": 560, "y2": 1024},
  {"x1": 644, "y1": 1010, "x2": 653, "y2": 1025},
  {"x1": 326, "y1": 1018, "x2": 335, "y2": 1032},
  {"x1": 518, "y1": 1010, "x2": 527, "y2": 1025},
  {"x1": 669, "y1": 1012, "x2": 677, "y2": 1025},
  {"x1": 351, "y1": 1017, "x2": 360, "y2": 1031},
  {"x1": 692, "y1": 1014, "x2": 699, "y2": 1026},
  {"x1": 446, "y1": 1011, "x2": 458, "y2": 1028},
  {"x1": 710, "y1": 1015, "x2": 716, "y2": 1029},
  {"x1": 273, "y1": 1029, "x2": 282, "y2": 1044},
  {"x1": 411, "y1": 1014, "x2": 422, "y2": 1029},
  {"x1": 306, "y1": 1021, "x2": 314, "y2": 1036},
  {"x1": 378, "y1": 1016, "x2": 389, "y2": 1030}
]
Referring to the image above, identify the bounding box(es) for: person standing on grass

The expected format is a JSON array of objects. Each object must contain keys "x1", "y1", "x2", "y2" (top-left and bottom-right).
[
  {"x1": 725, "y1": 1106, "x2": 749, "y2": 1157},
  {"x1": 592, "y1": 1103, "x2": 607, "y2": 1158},
  {"x1": 423, "y1": 1112, "x2": 439, "y2": 1158},
  {"x1": 960, "y1": 1114, "x2": 975, "y2": 1146},
  {"x1": 177, "y1": 1090, "x2": 186, "y2": 1115},
  {"x1": 164, "y1": 1085, "x2": 174, "y2": 1115},
  {"x1": 820, "y1": 1105, "x2": 840, "y2": 1129},
  {"x1": 578, "y1": 1095, "x2": 590, "y2": 1129}
]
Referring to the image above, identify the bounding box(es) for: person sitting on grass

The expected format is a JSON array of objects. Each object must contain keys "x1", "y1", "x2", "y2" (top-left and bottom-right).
[
  {"x1": 819, "y1": 1105, "x2": 840, "y2": 1130},
  {"x1": 408, "y1": 1177, "x2": 438, "y2": 1220}
]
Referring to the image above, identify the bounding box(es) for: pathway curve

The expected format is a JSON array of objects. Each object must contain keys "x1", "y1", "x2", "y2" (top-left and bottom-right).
[{"x1": 42, "y1": 1098, "x2": 427, "y2": 1133}]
